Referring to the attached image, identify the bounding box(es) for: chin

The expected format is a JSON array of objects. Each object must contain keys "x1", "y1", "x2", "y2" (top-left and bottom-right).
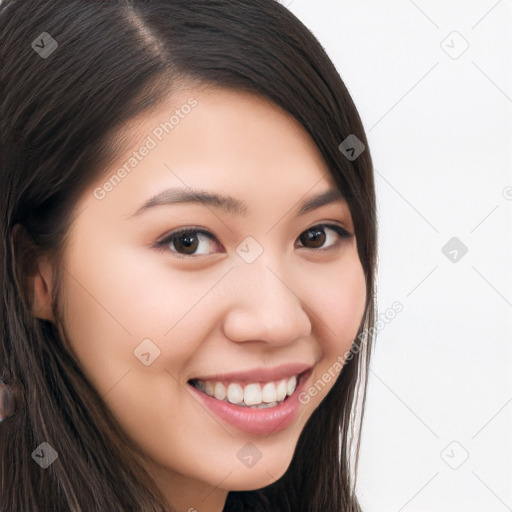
[{"x1": 221, "y1": 455, "x2": 294, "y2": 492}]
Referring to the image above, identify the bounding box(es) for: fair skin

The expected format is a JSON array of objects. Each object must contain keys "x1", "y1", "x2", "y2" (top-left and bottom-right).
[{"x1": 30, "y1": 86, "x2": 366, "y2": 512}]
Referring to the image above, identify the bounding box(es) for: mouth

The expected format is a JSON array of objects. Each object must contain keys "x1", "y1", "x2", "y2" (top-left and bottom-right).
[
  {"x1": 187, "y1": 364, "x2": 314, "y2": 435},
  {"x1": 188, "y1": 371, "x2": 307, "y2": 409}
]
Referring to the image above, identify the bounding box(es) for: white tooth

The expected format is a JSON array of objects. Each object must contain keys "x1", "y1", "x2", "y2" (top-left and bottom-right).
[
  {"x1": 243, "y1": 383, "x2": 262, "y2": 406},
  {"x1": 213, "y1": 382, "x2": 226, "y2": 400},
  {"x1": 261, "y1": 382, "x2": 277, "y2": 403},
  {"x1": 286, "y1": 375, "x2": 297, "y2": 396},
  {"x1": 227, "y1": 383, "x2": 244, "y2": 404},
  {"x1": 276, "y1": 379, "x2": 287, "y2": 402},
  {"x1": 203, "y1": 381, "x2": 214, "y2": 396}
]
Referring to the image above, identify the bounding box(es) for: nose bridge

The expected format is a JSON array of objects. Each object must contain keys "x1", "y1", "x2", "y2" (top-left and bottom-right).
[{"x1": 222, "y1": 249, "x2": 312, "y2": 345}]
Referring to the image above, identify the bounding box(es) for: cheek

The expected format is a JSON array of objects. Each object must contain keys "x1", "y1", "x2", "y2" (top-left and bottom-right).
[
  {"x1": 338, "y1": 261, "x2": 366, "y2": 338},
  {"x1": 56, "y1": 240, "x2": 183, "y2": 389},
  {"x1": 62, "y1": 246, "x2": 188, "y2": 333},
  {"x1": 311, "y1": 255, "x2": 367, "y2": 353},
  {"x1": 300, "y1": 254, "x2": 367, "y2": 404}
]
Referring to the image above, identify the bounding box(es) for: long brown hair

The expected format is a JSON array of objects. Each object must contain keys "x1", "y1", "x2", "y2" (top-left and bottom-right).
[{"x1": 0, "y1": 1, "x2": 377, "y2": 510}]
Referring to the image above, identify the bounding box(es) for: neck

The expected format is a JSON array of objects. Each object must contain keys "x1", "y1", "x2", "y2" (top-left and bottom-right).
[{"x1": 144, "y1": 458, "x2": 229, "y2": 512}]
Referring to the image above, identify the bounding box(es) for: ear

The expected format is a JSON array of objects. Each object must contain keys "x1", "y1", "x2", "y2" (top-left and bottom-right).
[
  {"x1": 11, "y1": 224, "x2": 56, "y2": 323},
  {"x1": 29, "y1": 257, "x2": 55, "y2": 322}
]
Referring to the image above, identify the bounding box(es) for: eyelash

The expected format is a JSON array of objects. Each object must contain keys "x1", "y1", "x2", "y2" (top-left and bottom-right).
[{"x1": 153, "y1": 223, "x2": 352, "y2": 258}]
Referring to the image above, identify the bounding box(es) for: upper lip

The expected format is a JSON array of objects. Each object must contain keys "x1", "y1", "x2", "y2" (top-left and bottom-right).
[{"x1": 189, "y1": 362, "x2": 314, "y2": 383}]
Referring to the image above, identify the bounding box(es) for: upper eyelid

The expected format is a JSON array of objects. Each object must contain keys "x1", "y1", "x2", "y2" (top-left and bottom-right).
[{"x1": 157, "y1": 226, "x2": 216, "y2": 244}]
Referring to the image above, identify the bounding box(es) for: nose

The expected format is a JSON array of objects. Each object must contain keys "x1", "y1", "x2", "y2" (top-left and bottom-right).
[{"x1": 222, "y1": 255, "x2": 312, "y2": 346}]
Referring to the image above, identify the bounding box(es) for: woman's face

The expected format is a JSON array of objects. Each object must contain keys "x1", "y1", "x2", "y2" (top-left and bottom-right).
[{"x1": 52, "y1": 86, "x2": 366, "y2": 511}]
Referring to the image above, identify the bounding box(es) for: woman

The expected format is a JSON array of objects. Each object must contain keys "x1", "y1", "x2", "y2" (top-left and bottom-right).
[{"x1": 0, "y1": 1, "x2": 377, "y2": 510}]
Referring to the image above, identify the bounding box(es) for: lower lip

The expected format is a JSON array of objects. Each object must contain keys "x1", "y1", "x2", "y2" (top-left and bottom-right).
[{"x1": 188, "y1": 369, "x2": 312, "y2": 436}]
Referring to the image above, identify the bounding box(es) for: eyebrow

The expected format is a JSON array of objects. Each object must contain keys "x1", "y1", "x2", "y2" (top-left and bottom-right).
[{"x1": 128, "y1": 186, "x2": 344, "y2": 218}]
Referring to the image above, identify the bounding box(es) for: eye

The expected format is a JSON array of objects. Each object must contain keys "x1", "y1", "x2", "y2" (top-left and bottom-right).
[
  {"x1": 154, "y1": 227, "x2": 222, "y2": 257},
  {"x1": 296, "y1": 223, "x2": 352, "y2": 250}
]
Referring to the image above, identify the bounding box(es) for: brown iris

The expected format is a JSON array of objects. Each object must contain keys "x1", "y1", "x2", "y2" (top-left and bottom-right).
[
  {"x1": 299, "y1": 227, "x2": 326, "y2": 249},
  {"x1": 173, "y1": 232, "x2": 199, "y2": 254}
]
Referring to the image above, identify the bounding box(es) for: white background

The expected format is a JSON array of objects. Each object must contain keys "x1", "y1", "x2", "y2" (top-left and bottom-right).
[{"x1": 281, "y1": 1, "x2": 512, "y2": 511}]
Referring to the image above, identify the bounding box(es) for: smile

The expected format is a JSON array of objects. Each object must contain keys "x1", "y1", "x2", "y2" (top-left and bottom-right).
[
  {"x1": 190, "y1": 374, "x2": 300, "y2": 409},
  {"x1": 186, "y1": 363, "x2": 314, "y2": 435}
]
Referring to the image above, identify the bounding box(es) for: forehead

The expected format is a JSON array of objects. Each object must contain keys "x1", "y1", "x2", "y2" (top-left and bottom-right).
[{"x1": 81, "y1": 85, "x2": 340, "y2": 217}]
